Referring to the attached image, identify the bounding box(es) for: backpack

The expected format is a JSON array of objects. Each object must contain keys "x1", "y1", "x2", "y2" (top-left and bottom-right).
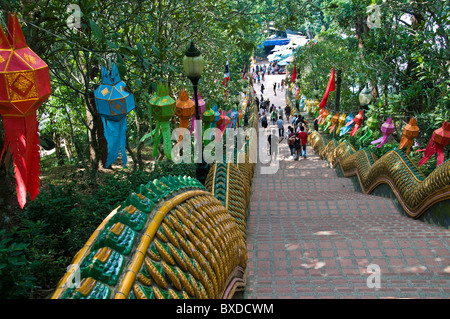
[
  {"x1": 294, "y1": 137, "x2": 301, "y2": 150},
  {"x1": 261, "y1": 116, "x2": 268, "y2": 127}
]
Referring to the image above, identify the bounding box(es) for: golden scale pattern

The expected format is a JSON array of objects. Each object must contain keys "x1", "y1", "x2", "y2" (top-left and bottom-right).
[
  {"x1": 52, "y1": 93, "x2": 259, "y2": 299},
  {"x1": 308, "y1": 131, "x2": 450, "y2": 219},
  {"x1": 134, "y1": 195, "x2": 247, "y2": 299}
]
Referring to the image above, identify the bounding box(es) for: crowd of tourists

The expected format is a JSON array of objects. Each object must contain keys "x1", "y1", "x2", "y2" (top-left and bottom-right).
[{"x1": 253, "y1": 64, "x2": 311, "y2": 161}]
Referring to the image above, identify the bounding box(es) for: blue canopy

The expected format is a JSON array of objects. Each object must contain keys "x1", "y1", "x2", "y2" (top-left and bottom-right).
[{"x1": 263, "y1": 38, "x2": 290, "y2": 47}]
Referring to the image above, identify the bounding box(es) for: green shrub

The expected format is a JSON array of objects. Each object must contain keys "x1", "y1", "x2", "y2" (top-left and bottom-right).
[{"x1": 0, "y1": 160, "x2": 199, "y2": 298}]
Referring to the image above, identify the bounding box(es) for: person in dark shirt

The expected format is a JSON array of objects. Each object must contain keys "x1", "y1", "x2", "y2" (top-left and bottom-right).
[
  {"x1": 284, "y1": 105, "x2": 291, "y2": 123},
  {"x1": 287, "y1": 126, "x2": 296, "y2": 157}
]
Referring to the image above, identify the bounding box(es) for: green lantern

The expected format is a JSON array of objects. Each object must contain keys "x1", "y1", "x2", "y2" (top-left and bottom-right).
[
  {"x1": 202, "y1": 105, "x2": 215, "y2": 146},
  {"x1": 203, "y1": 105, "x2": 215, "y2": 126},
  {"x1": 359, "y1": 114, "x2": 380, "y2": 146},
  {"x1": 150, "y1": 82, "x2": 176, "y2": 159},
  {"x1": 322, "y1": 114, "x2": 334, "y2": 131}
]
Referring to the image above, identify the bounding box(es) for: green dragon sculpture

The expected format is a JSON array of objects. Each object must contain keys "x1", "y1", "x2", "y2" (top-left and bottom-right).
[{"x1": 52, "y1": 92, "x2": 259, "y2": 299}]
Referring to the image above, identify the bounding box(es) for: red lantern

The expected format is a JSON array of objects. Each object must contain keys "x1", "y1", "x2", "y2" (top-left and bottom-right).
[
  {"x1": 350, "y1": 110, "x2": 364, "y2": 136},
  {"x1": 0, "y1": 13, "x2": 51, "y2": 208},
  {"x1": 418, "y1": 120, "x2": 450, "y2": 167}
]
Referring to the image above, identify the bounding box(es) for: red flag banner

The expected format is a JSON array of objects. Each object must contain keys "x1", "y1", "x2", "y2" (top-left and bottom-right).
[
  {"x1": 319, "y1": 68, "x2": 335, "y2": 108},
  {"x1": 291, "y1": 65, "x2": 297, "y2": 83}
]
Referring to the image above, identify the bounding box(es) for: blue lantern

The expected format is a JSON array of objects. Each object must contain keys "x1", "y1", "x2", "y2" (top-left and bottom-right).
[
  {"x1": 339, "y1": 113, "x2": 354, "y2": 136},
  {"x1": 94, "y1": 63, "x2": 135, "y2": 167}
]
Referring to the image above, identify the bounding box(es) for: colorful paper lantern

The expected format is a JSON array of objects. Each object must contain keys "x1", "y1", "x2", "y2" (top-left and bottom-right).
[
  {"x1": 202, "y1": 105, "x2": 215, "y2": 126},
  {"x1": 214, "y1": 109, "x2": 226, "y2": 142},
  {"x1": 322, "y1": 114, "x2": 333, "y2": 131},
  {"x1": 319, "y1": 109, "x2": 329, "y2": 126},
  {"x1": 228, "y1": 108, "x2": 239, "y2": 129},
  {"x1": 299, "y1": 95, "x2": 306, "y2": 111},
  {"x1": 340, "y1": 113, "x2": 354, "y2": 136},
  {"x1": 212, "y1": 104, "x2": 220, "y2": 128},
  {"x1": 150, "y1": 82, "x2": 176, "y2": 159},
  {"x1": 94, "y1": 63, "x2": 135, "y2": 168},
  {"x1": 238, "y1": 109, "x2": 243, "y2": 127},
  {"x1": 399, "y1": 117, "x2": 420, "y2": 154},
  {"x1": 175, "y1": 88, "x2": 195, "y2": 143},
  {"x1": 208, "y1": 104, "x2": 221, "y2": 140},
  {"x1": 309, "y1": 99, "x2": 318, "y2": 113},
  {"x1": 328, "y1": 112, "x2": 339, "y2": 134},
  {"x1": 308, "y1": 99, "x2": 314, "y2": 113},
  {"x1": 350, "y1": 110, "x2": 364, "y2": 137},
  {"x1": 315, "y1": 107, "x2": 324, "y2": 123},
  {"x1": 218, "y1": 109, "x2": 230, "y2": 137},
  {"x1": 0, "y1": 12, "x2": 51, "y2": 208},
  {"x1": 313, "y1": 104, "x2": 320, "y2": 117},
  {"x1": 418, "y1": 121, "x2": 450, "y2": 167},
  {"x1": 359, "y1": 114, "x2": 379, "y2": 145},
  {"x1": 190, "y1": 91, "x2": 205, "y2": 136},
  {"x1": 201, "y1": 105, "x2": 215, "y2": 145},
  {"x1": 371, "y1": 117, "x2": 395, "y2": 148},
  {"x1": 336, "y1": 113, "x2": 346, "y2": 134}
]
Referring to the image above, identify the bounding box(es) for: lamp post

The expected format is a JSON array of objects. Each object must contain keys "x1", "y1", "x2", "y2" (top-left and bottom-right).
[
  {"x1": 359, "y1": 85, "x2": 372, "y2": 110},
  {"x1": 183, "y1": 41, "x2": 208, "y2": 185},
  {"x1": 359, "y1": 85, "x2": 372, "y2": 128}
]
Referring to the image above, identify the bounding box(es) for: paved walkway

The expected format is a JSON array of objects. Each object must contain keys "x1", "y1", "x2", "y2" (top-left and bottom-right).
[{"x1": 240, "y1": 67, "x2": 450, "y2": 299}]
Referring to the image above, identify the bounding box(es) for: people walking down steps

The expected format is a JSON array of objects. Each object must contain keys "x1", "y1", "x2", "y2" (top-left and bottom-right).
[
  {"x1": 245, "y1": 62, "x2": 450, "y2": 301},
  {"x1": 256, "y1": 63, "x2": 309, "y2": 160},
  {"x1": 253, "y1": 65, "x2": 307, "y2": 160}
]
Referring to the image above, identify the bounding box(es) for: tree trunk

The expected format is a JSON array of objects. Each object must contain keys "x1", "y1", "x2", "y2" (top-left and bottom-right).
[
  {"x1": 96, "y1": 117, "x2": 110, "y2": 169},
  {"x1": 85, "y1": 95, "x2": 101, "y2": 180},
  {"x1": 134, "y1": 108, "x2": 144, "y2": 170},
  {"x1": 335, "y1": 69, "x2": 342, "y2": 111},
  {"x1": 0, "y1": 116, "x2": 15, "y2": 224},
  {"x1": 52, "y1": 131, "x2": 65, "y2": 167},
  {"x1": 62, "y1": 137, "x2": 73, "y2": 161}
]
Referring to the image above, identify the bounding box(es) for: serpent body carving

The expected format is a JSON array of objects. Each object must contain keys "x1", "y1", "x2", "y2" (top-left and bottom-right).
[
  {"x1": 52, "y1": 92, "x2": 259, "y2": 299},
  {"x1": 309, "y1": 131, "x2": 450, "y2": 219}
]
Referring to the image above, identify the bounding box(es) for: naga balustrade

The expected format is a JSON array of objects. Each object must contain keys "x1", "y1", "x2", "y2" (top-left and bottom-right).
[
  {"x1": 52, "y1": 89, "x2": 259, "y2": 299},
  {"x1": 308, "y1": 131, "x2": 450, "y2": 222}
]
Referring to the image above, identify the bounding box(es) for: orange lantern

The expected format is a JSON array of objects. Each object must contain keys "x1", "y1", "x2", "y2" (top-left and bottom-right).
[
  {"x1": 319, "y1": 108, "x2": 329, "y2": 126},
  {"x1": 328, "y1": 112, "x2": 339, "y2": 133},
  {"x1": 0, "y1": 13, "x2": 51, "y2": 208},
  {"x1": 175, "y1": 88, "x2": 195, "y2": 143},
  {"x1": 399, "y1": 117, "x2": 420, "y2": 154}
]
